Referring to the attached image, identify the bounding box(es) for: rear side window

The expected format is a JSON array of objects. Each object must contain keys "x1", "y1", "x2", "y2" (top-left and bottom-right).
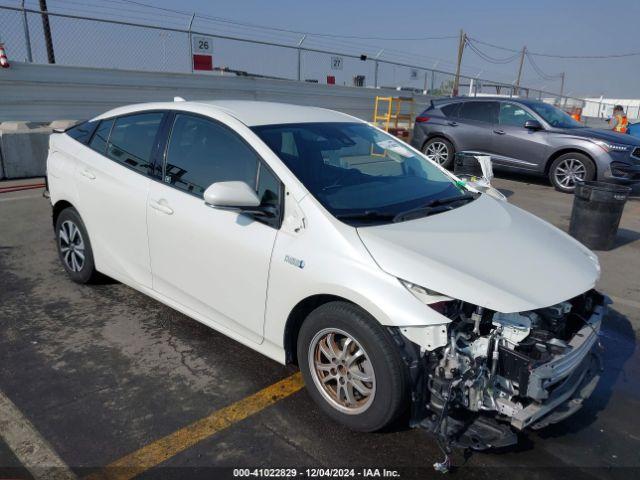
[
  {"x1": 66, "y1": 121, "x2": 96, "y2": 144},
  {"x1": 458, "y1": 101, "x2": 499, "y2": 123},
  {"x1": 89, "y1": 119, "x2": 114, "y2": 154},
  {"x1": 107, "y1": 113, "x2": 164, "y2": 175},
  {"x1": 164, "y1": 114, "x2": 259, "y2": 197},
  {"x1": 441, "y1": 103, "x2": 461, "y2": 118}
]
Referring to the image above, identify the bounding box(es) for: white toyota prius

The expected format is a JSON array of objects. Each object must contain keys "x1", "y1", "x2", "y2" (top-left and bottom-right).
[{"x1": 46, "y1": 100, "x2": 605, "y2": 453}]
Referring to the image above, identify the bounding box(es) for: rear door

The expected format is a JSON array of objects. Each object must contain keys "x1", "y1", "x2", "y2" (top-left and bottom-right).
[
  {"x1": 74, "y1": 111, "x2": 165, "y2": 287},
  {"x1": 492, "y1": 102, "x2": 549, "y2": 171},
  {"x1": 454, "y1": 101, "x2": 499, "y2": 154}
]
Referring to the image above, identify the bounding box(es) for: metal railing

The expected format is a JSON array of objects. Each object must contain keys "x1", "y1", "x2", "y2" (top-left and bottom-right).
[{"x1": 0, "y1": 4, "x2": 636, "y2": 120}]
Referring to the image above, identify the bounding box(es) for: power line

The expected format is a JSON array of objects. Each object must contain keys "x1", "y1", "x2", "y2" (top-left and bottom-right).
[
  {"x1": 465, "y1": 38, "x2": 520, "y2": 64},
  {"x1": 118, "y1": 0, "x2": 459, "y2": 41},
  {"x1": 525, "y1": 52, "x2": 563, "y2": 80},
  {"x1": 468, "y1": 36, "x2": 640, "y2": 59}
]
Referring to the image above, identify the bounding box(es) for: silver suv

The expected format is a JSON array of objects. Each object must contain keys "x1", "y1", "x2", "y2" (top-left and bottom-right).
[{"x1": 411, "y1": 97, "x2": 640, "y2": 192}]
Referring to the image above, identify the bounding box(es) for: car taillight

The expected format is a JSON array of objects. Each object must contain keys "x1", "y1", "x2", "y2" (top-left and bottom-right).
[{"x1": 415, "y1": 116, "x2": 430, "y2": 123}]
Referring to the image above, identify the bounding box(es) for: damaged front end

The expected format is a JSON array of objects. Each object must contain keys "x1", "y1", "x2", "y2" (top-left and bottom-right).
[{"x1": 394, "y1": 289, "x2": 606, "y2": 452}]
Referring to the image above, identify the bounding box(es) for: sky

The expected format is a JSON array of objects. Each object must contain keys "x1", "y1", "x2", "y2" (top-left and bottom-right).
[
  {"x1": 170, "y1": 0, "x2": 640, "y2": 98},
  {"x1": 2, "y1": 0, "x2": 639, "y2": 98}
]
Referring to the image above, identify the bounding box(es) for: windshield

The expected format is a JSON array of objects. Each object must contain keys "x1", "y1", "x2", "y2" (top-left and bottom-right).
[
  {"x1": 252, "y1": 122, "x2": 467, "y2": 225},
  {"x1": 528, "y1": 102, "x2": 583, "y2": 129}
]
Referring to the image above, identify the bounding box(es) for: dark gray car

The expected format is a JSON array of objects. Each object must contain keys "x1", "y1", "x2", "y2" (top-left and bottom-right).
[{"x1": 411, "y1": 97, "x2": 640, "y2": 192}]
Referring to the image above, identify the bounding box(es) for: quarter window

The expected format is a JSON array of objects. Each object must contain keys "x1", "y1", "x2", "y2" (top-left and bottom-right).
[
  {"x1": 499, "y1": 103, "x2": 536, "y2": 127},
  {"x1": 164, "y1": 114, "x2": 261, "y2": 198},
  {"x1": 89, "y1": 119, "x2": 114, "y2": 155},
  {"x1": 106, "y1": 113, "x2": 163, "y2": 175},
  {"x1": 458, "y1": 101, "x2": 499, "y2": 123},
  {"x1": 66, "y1": 121, "x2": 97, "y2": 144},
  {"x1": 441, "y1": 103, "x2": 460, "y2": 118}
]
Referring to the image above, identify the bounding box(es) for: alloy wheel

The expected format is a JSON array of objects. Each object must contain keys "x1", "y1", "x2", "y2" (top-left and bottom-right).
[
  {"x1": 424, "y1": 141, "x2": 449, "y2": 164},
  {"x1": 59, "y1": 220, "x2": 85, "y2": 272},
  {"x1": 554, "y1": 158, "x2": 587, "y2": 189},
  {"x1": 308, "y1": 328, "x2": 376, "y2": 415}
]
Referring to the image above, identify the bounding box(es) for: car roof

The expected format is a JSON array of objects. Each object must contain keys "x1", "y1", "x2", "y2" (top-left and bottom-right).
[
  {"x1": 92, "y1": 100, "x2": 359, "y2": 127},
  {"x1": 437, "y1": 96, "x2": 546, "y2": 106}
]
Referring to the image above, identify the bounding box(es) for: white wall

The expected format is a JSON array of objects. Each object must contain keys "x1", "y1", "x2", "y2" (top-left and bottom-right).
[{"x1": 0, "y1": 62, "x2": 433, "y2": 123}]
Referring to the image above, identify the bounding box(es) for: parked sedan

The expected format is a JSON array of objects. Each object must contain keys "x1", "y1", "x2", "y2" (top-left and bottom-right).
[
  {"x1": 48, "y1": 100, "x2": 604, "y2": 457},
  {"x1": 411, "y1": 97, "x2": 640, "y2": 192}
]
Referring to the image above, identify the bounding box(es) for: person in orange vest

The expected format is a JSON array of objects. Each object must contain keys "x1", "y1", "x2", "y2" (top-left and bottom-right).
[{"x1": 609, "y1": 105, "x2": 628, "y2": 133}]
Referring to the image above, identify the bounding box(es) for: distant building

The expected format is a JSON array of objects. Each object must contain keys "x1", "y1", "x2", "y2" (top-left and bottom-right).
[{"x1": 582, "y1": 97, "x2": 640, "y2": 120}]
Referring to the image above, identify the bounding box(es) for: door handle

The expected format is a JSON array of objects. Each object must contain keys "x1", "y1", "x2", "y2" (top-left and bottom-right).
[
  {"x1": 81, "y1": 169, "x2": 96, "y2": 180},
  {"x1": 447, "y1": 121, "x2": 458, "y2": 126},
  {"x1": 493, "y1": 129, "x2": 506, "y2": 135},
  {"x1": 149, "y1": 199, "x2": 174, "y2": 215}
]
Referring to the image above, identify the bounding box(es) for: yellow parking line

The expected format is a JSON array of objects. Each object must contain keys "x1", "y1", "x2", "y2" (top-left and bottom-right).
[{"x1": 87, "y1": 372, "x2": 304, "y2": 480}]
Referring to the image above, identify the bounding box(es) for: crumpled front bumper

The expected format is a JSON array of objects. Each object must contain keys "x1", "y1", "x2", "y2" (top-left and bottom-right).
[{"x1": 509, "y1": 301, "x2": 606, "y2": 430}]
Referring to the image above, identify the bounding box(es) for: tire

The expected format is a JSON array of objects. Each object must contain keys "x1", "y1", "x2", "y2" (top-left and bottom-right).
[
  {"x1": 548, "y1": 153, "x2": 595, "y2": 193},
  {"x1": 423, "y1": 137, "x2": 455, "y2": 169},
  {"x1": 55, "y1": 207, "x2": 99, "y2": 284},
  {"x1": 297, "y1": 301, "x2": 408, "y2": 432}
]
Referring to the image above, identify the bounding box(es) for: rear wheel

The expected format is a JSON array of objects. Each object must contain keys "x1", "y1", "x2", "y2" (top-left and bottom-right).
[
  {"x1": 423, "y1": 137, "x2": 454, "y2": 168},
  {"x1": 548, "y1": 153, "x2": 595, "y2": 193},
  {"x1": 297, "y1": 301, "x2": 408, "y2": 432},
  {"x1": 55, "y1": 207, "x2": 99, "y2": 284}
]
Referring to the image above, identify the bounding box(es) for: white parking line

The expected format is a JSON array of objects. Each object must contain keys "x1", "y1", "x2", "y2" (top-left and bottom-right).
[{"x1": 0, "y1": 390, "x2": 77, "y2": 480}]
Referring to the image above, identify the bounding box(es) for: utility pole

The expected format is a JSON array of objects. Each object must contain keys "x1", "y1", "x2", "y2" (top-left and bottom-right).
[
  {"x1": 559, "y1": 72, "x2": 565, "y2": 98},
  {"x1": 39, "y1": 0, "x2": 55, "y2": 63},
  {"x1": 515, "y1": 46, "x2": 526, "y2": 95},
  {"x1": 452, "y1": 29, "x2": 466, "y2": 96},
  {"x1": 21, "y1": 0, "x2": 33, "y2": 62}
]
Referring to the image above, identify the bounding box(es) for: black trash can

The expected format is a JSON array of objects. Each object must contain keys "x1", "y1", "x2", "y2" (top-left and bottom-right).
[
  {"x1": 569, "y1": 181, "x2": 631, "y2": 251},
  {"x1": 453, "y1": 152, "x2": 483, "y2": 178}
]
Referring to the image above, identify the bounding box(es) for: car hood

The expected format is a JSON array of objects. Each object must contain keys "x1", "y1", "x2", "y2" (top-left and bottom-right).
[
  {"x1": 557, "y1": 127, "x2": 640, "y2": 145},
  {"x1": 357, "y1": 195, "x2": 600, "y2": 313}
]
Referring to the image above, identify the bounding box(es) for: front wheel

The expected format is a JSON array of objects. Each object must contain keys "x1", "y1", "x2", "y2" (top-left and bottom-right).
[
  {"x1": 423, "y1": 137, "x2": 454, "y2": 169},
  {"x1": 548, "y1": 153, "x2": 595, "y2": 193},
  {"x1": 297, "y1": 302, "x2": 408, "y2": 432}
]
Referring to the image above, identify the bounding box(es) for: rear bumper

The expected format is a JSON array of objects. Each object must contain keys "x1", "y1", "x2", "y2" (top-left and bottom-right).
[{"x1": 510, "y1": 301, "x2": 605, "y2": 430}]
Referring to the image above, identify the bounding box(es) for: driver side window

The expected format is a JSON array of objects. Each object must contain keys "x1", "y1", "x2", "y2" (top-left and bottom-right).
[
  {"x1": 499, "y1": 103, "x2": 536, "y2": 127},
  {"x1": 164, "y1": 114, "x2": 280, "y2": 208}
]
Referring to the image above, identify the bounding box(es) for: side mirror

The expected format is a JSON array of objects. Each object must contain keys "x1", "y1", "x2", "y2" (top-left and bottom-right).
[
  {"x1": 524, "y1": 120, "x2": 543, "y2": 130},
  {"x1": 203, "y1": 181, "x2": 275, "y2": 217}
]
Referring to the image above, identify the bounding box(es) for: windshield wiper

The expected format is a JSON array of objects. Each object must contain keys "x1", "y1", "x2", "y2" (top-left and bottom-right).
[
  {"x1": 335, "y1": 210, "x2": 396, "y2": 223},
  {"x1": 392, "y1": 193, "x2": 478, "y2": 223}
]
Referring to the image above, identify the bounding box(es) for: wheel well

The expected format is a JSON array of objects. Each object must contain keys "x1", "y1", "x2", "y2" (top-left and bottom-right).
[
  {"x1": 52, "y1": 200, "x2": 74, "y2": 228},
  {"x1": 283, "y1": 294, "x2": 354, "y2": 365},
  {"x1": 545, "y1": 149, "x2": 597, "y2": 176},
  {"x1": 422, "y1": 134, "x2": 456, "y2": 153}
]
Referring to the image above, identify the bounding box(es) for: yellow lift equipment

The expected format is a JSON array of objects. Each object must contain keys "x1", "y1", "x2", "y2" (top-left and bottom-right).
[{"x1": 372, "y1": 96, "x2": 415, "y2": 141}]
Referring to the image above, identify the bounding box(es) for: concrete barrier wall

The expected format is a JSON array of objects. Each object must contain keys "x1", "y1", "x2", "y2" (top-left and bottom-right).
[
  {"x1": 0, "y1": 62, "x2": 432, "y2": 123},
  {"x1": 0, "y1": 62, "x2": 433, "y2": 179}
]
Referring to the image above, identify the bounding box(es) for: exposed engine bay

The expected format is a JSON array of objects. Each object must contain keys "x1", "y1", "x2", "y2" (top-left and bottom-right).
[{"x1": 396, "y1": 289, "x2": 605, "y2": 458}]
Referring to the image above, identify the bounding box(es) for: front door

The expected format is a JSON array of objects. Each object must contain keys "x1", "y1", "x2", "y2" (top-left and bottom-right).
[
  {"x1": 492, "y1": 102, "x2": 549, "y2": 171},
  {"x1": 147, "y1": 113, "x2": 282, "y2": 342}
]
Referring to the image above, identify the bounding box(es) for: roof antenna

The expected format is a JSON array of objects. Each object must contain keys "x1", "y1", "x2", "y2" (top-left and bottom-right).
[{"x1": 173, "y1": 96, "x2": 186, "y2": 102}]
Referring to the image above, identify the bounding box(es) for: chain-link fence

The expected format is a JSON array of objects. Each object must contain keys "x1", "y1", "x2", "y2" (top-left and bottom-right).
[{"x1": 0, "y1": 4, "x2": 635, "y2": 120}]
